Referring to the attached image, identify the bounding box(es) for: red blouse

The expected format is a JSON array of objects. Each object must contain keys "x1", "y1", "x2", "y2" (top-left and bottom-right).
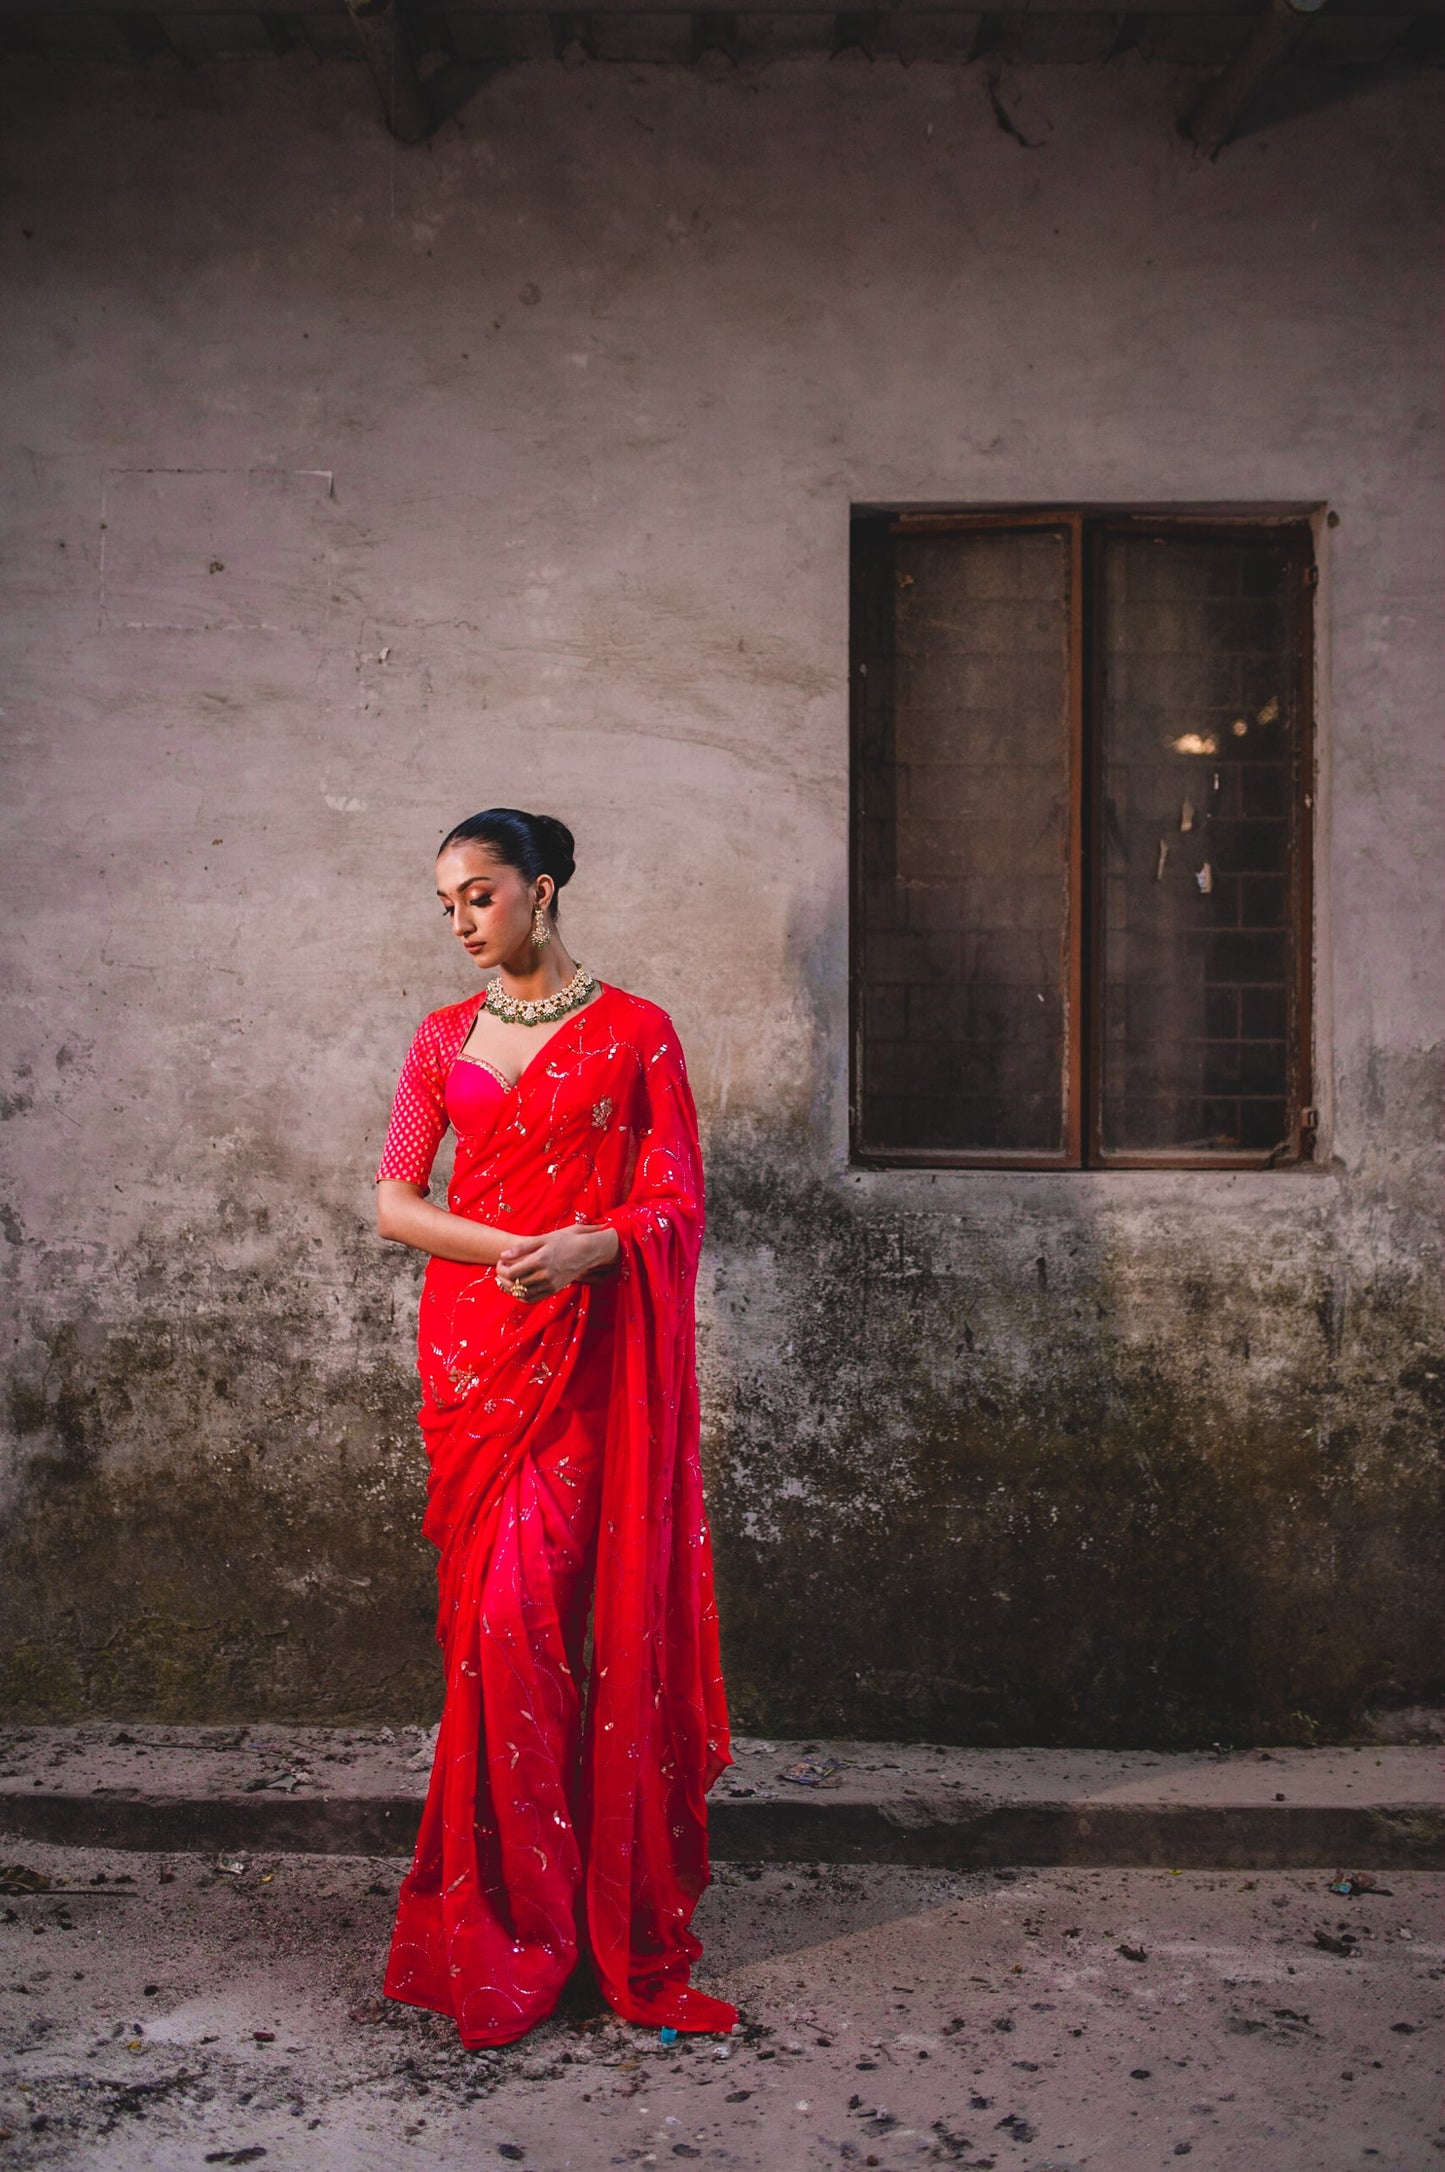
[{"x1": 375, "y1": 994, "x2": 502, "y2": 1183}]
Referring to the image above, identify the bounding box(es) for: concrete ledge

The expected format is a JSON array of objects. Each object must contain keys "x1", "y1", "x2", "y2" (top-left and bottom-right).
[
  {"x1": 1, "y1": 1728, "x2": 1439, "y2": 1868},
  {"x1": 0, "y1": 1790, "x2": 423, "y2": 1858},
  {"x1": 0, "y1": 1789, "x2": 1440, "y2": 1870}
]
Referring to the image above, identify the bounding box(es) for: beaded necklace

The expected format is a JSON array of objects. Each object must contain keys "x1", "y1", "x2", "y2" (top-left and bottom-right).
[{"x1": 481, "y1": 962, "x2": 597, "y2": 1027}]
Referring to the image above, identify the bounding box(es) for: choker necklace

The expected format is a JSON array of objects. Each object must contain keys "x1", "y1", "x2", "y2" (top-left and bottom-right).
[{"x1": 483, "y1": 963, "x2": 597, "y2": 1027}]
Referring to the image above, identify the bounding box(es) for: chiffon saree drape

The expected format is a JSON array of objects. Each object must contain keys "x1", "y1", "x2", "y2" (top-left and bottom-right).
[{"x1": 375, "y1": 983, "x2": 736, "y2": 2046}]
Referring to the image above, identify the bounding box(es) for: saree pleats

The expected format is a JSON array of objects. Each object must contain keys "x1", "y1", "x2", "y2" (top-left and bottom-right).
[{"x1": 383, "y1": 989, "x2": 735, "y2": 2046}]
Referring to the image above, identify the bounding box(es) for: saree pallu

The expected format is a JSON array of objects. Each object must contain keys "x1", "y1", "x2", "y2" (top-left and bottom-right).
[{"x1": 380, "y1": 984, "x2": 736, "y2": 2046}]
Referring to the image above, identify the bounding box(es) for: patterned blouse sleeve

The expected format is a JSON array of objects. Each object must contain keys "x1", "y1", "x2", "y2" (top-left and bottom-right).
[{"x1": 375, "y1": 1013, "x2": 450, "y2": 1186}]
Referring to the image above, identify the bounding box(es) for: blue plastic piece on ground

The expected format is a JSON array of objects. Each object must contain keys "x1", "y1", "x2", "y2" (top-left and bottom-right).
[{"x1": 659, "y1": 2025, "x2": 678, "y2": 2045}]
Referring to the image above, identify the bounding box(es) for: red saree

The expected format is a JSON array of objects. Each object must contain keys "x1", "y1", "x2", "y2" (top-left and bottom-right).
[{"x1": 375, "y1": 981, "x2": 736, "y2": 2046}]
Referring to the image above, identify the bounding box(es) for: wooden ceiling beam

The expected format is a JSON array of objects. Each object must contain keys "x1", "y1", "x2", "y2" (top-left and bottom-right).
[
  {"x1": 343, "y1": 0, "x2": 431, "y2": 138},
  {"x1": 1184, "y1": 0, "x2": 1327, "y2": 153},
  {"x1": 7, "y1": 0, "x2": 1445, "y2": 16}
]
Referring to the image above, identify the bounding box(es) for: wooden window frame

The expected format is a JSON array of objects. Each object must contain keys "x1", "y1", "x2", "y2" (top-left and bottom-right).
[{"x1": 849, "y1": 507, "x2": 1316, "y2": 1172}]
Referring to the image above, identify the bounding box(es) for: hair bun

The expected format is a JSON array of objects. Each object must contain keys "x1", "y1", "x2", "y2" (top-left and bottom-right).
[
  {"x1": 436, "y1": 806, "x2": 578, "y2": 903},
  {"x1": 527, "y1": 812, "x2": 576, "y2": 889}
]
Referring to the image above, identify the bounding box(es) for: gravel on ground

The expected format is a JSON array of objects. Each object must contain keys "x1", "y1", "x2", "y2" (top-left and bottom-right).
[{"x1": 0, "y1": 1844, "x2": 1439, "y2": 2171}]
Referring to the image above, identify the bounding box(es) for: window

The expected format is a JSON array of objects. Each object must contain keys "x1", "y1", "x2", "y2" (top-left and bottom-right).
[{"x1": 850, "y1": 510, "x2": 1315, "y2": 1169}]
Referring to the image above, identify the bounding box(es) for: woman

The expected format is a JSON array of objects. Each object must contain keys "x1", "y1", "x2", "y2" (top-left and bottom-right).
[{"x1": 374, "y1": 807, "x2": 737, "y2": 2049}]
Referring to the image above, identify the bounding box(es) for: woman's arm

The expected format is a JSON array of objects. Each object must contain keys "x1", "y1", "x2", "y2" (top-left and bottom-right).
[
  {"x1": 378, "y1": 1182, "x2": 618, "y2": 1286},
  {"x1": 376, "y1": 1181, "x2": 519, "y2": 1266},
  {"x1": 374, "y1": 1010, "x2": 514, "y2": 1263}
]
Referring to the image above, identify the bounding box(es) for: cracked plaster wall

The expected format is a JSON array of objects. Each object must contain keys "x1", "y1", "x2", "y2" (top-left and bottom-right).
[{"x1": 0, "y1": 50, "x2": 1439, "y2": 1741}]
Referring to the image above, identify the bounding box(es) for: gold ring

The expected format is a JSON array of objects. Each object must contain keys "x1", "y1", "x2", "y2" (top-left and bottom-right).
[{"x1": 507, "y1": 1278, "x2": 527, "y2": 1298}]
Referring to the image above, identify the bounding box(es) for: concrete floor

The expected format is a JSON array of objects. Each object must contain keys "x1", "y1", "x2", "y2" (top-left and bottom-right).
[{"x1": 0, "y1": 1844, "x2": 1439, "y2": 2171}]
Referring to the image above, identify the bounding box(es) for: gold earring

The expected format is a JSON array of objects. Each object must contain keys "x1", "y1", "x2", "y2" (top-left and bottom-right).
[{"x1": 532, "y1": 906, "x2": 552, "y2": 949}]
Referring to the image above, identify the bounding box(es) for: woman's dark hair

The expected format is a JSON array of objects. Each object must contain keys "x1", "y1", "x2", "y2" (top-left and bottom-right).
[{"x1": 437, "y1": 808, "x2": 576, "y2": 917}]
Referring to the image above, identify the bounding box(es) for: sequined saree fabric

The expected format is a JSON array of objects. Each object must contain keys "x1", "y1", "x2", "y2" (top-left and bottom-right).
[{"x1": 376, "y1": 984, "x2": 736, "y2": 2047}]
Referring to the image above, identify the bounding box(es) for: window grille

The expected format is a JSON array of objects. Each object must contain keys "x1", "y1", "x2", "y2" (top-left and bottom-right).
[{"x1": 850, "y1": 510, "x2": 1315, "y2": 1168}]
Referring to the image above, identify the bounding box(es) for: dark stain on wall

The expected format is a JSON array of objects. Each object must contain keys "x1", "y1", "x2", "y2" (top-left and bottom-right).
[
  {"x1": 698, "y1": 1119, "x2": 1442, "y2": 1748},
  {"x1": 0, "y1": 1214, "x2": 442, "y2": 1723},
  {"x1": 0, "y1": 1115, "x2": 1439, "y2": 1743}
]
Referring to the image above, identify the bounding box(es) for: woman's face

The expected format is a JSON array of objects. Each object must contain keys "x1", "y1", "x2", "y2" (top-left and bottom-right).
[{"x1": 435, "y1": 842, "x2": 549, "y2": 971}]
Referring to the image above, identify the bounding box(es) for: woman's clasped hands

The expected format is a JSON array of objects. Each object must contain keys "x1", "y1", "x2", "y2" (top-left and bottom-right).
[{"x1": 496, "y1": 1223, "x2": 619, "y2": 1301}]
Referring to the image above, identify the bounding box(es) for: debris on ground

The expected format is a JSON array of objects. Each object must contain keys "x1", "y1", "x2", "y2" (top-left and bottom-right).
[
  {"x1": 0, "y1": 1863, "x2": 138, "y2": 1899},
  {"x1": 0, "y1": 1846, "x2": 1437, "y2": 2170},
  {"x1": 0, "y1": 1864, "x2": 50, "y2": 1895},
  {"x1": 779, "y1": 1757, "x2": 845, "y2": 1789},
  {"x1": 404, "y1": 1726, "x2": 441, "y2": 1774}
]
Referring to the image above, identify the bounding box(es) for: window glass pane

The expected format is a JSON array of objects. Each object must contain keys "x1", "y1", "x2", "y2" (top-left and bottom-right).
[
  {"x1": 856, "y1": 527, "x2": 1072, "y2": 1154},
  {"x1": 1097, "y1": 534, "x2": 1302, "y2": 1157}
]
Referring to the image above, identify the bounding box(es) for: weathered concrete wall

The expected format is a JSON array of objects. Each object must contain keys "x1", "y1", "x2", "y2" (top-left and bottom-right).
[{"x1": 1, "y1": 49, "x2": 1439, "y2": 1744}]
